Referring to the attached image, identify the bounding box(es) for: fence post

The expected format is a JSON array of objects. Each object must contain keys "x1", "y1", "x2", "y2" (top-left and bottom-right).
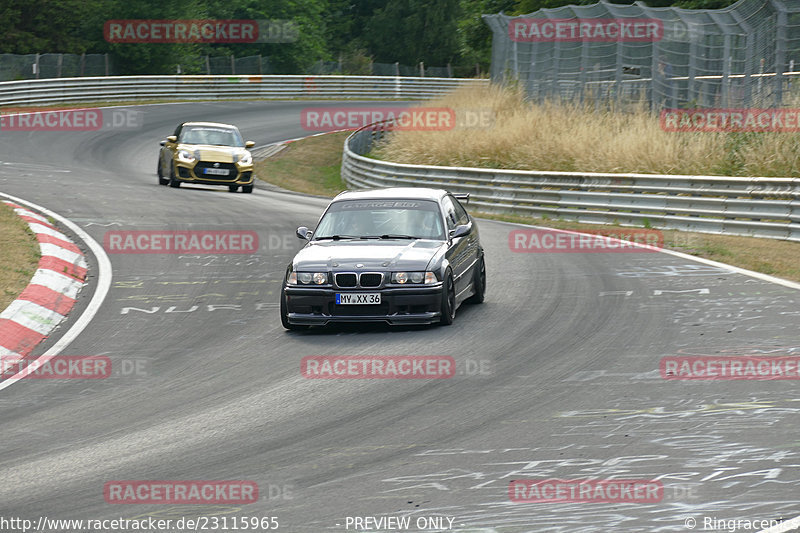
[
  {"x1": 447, "y1": 62, "x2": 452, "y2": 77},
  {"x1": 579, "y1": 36, "x2": 589, "y2": 105},
  {"x1": 258, "y1": 54, "x2": 263, "y2": 75},
  {"x1": 394, "y1": 62, "x2": 400, "y2": 76},
  {"x1": 774, "y1": 2, "x2": 787, "y2": 106},
  {"x1": 104, "y1": 53, "x2": 109, "y2": 76},
  {"x1": 231, "y1": 54, "x2": 235, "y2": 75},
  {"x1": 206, "y1": 55, "x2": 211, "y2": 75},
  {"x1": 80, "y1": 53, "x2": 85, "y2": 76},
  {"x1": 56, "y1": 53, "x2": 63, "y2": 77},
  {"x1": 730, "y1": 9, "x2": 753, "y2": 107},
  {"x1": 419, "y1": 62, "x2": 424, "y2": 77},
  {"x1": 34, "y1": 53, "x2": 40, "y2": 79}
]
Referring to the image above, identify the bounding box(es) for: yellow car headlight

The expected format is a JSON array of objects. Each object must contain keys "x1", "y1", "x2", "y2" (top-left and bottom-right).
[{"x1": 177, "y1": 149, "x2": 196, "y2": 163}]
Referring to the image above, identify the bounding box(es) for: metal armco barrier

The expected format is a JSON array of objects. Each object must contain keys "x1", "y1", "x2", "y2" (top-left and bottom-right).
[
  {"x1": 0, "y1": 75, "x2": 488, "y2": 106},
  {"x1": 342, "y1": 121, "x2": 800, "y2": 242}
]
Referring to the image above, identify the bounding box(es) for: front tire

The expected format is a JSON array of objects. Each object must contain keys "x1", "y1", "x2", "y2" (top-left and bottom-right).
[
  {"x1": 168, "y1": 164, "x2": 181, "y2": 188},
  {"x1": 157, "y1": 159, "x2": 169, "y2": 185},
  {"x1": 229, "y1": 184, "x2": 239, "y2": 192},
  {"x1": 466, "y1": 256, "x2": 486, "y2": 304},
  {"x1": 439, "y1": 270, "x2": 456, "y2": 325}
]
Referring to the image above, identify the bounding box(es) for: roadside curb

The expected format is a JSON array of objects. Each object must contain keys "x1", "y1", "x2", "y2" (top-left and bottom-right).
[{"x1": 0, "y1": 201, "x2": 87, "y2": 363}]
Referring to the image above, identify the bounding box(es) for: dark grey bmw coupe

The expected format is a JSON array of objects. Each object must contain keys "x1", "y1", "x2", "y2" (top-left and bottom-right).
[{"x1": 280, "y1": 187, "x2": 486, "y2": 329}]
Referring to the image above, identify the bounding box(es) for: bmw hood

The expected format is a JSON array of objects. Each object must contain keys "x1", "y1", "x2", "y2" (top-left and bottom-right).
[
  {"x1": 178, "y1": 144, "x2": 249, "y2": 163},
  {"x1": 293, "y1": 240, "x2": 444, "y2": 271}
]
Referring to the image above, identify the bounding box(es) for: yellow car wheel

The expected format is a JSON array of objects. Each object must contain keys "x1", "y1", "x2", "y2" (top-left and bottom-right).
[
  {"x1": 168, "y1": 164, "x2": 181, "y2": 188},
  {"x1": 157, "y1": 159, "x2": 169, "y2": 186}
]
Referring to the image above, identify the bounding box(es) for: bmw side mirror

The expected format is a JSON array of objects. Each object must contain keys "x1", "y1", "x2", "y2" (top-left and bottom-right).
[
  {"x1": 159, "y1": 140, "x2": 166, "y2": 146},
  {"x1": 245, "y1": 141, "x2": 255, "y2": 149},
  {"x1": 296, "y1": 226, "x2": 312, "y2": 240},
  {"x1": 450, "y1": 224, "x2": 471, "y2": 239}
]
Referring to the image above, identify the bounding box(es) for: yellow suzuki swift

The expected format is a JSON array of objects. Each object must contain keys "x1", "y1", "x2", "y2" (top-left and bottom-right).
[{"x1": 158, "y1": 122, "x2": 256, "y2": 193}]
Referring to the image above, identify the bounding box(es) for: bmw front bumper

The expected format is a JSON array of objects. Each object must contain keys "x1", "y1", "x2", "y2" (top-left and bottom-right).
[{"x1": 284, "y1": 284, "x2": 445, "y2": 326}]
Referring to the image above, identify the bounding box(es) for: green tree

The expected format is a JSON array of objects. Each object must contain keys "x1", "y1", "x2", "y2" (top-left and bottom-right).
[
  {"x1": 365, "y1": 0, "x2": 461, "y2": 65},
  {"x1": 0, "y1": 0, "x2": 96, "y2": 53},
  {"x1": 197, "y1": 0, "x2": 329, "y2": 73},
  {"x1": 458, "y1": 0, "x2": 516, "y2": 69}
]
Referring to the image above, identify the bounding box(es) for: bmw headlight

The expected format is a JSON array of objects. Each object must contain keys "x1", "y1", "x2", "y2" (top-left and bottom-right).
[
  {"x1": 177, "y1": 149, "x2": 196, "y2": 163},
  {"x1": 288, "y1": 271, "x2": 328, "y2": 285},
  {"x1": 391, "y1": 271, "x2": 436, "y2": 284},
  {"x1": 237, "y1": 151, "x2": 253, "y2": 165}
]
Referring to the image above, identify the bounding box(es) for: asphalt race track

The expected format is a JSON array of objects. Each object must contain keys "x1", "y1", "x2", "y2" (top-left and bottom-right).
[{"x1": 0, "y1": 101, "x2": 799, "y2": 533}]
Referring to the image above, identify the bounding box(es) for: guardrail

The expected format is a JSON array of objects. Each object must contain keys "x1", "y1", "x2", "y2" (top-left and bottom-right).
[
  {"x1": 0, "y1": 75, "x2": 489, "y2": 106},
  {"x1": 342, "y1": 121, "x2": 800, "y2": 241}
]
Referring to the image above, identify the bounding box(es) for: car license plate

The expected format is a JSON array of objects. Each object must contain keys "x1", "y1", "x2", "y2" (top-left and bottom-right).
[
  {"x1": 336, "y1": 293, "x2": 381, "y2": 305},
  {"x1": 204, "y1": 168, "x2": 230, "y2": 176}
]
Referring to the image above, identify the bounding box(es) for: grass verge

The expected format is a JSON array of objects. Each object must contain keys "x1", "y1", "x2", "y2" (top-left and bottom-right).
[
  {"x1": 254, "y1": 132, "x2": 800, "y2": 283},
  {"x1": 254, "y1": 132, "x2": 350, "y2": 197},
  {"x1": 0, "y1": 202, "x2": 41, "y2": 311}
]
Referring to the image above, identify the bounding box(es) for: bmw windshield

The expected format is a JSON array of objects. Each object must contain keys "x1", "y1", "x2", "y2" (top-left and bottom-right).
[{"x1": 313, "y1": 199, "x2": 445, "y2": 241}]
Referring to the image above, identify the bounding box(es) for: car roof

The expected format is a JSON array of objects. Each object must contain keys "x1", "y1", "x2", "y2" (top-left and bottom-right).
[
  {"x1": 332, "y1": 188, "x2": 449, "y2": 202},
  {"x1": 181, "y1": 121, "x2": 239, "y2": 130}
]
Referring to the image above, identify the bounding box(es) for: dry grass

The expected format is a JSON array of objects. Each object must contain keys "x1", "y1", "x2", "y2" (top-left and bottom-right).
[
  {"x1": 0, "y1": 202, "x2": 40, "y2": 311},
  {"x1": 373, "y1": 84, "x2": 800, "y2": 177}
]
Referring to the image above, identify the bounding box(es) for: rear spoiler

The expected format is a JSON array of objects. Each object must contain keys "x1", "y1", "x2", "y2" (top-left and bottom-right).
[{"x1": 453, "y1": 193, "x2": 470, "y2": 205}]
